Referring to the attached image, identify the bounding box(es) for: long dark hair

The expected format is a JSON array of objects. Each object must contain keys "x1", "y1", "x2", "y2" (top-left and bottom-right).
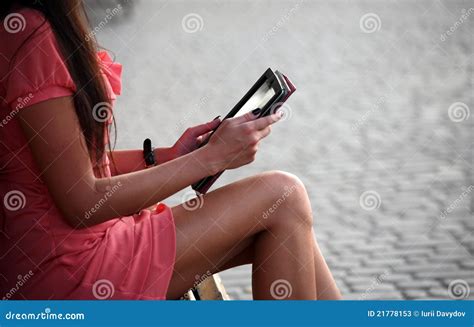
[{"x1": 1, "y1": 0, "x2": 115, "y2": 175}]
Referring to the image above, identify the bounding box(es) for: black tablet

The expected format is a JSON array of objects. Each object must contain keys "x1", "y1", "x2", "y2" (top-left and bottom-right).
[
  {"x1": 192, "y1": 68, "x2": 296, "y2": 195},
  {"x1": 223, "y1": 68, "x2": 285, "y2": 120}
]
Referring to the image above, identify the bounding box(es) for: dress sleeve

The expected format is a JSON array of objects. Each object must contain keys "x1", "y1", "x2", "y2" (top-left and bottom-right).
[{"x1": 4, "y1": 22, "x2": 76, "y2": 110}]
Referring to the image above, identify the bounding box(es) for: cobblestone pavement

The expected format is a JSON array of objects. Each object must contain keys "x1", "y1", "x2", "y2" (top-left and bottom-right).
[{"x1": 92, "y1": 0, "x2": 473, "y2": 299}]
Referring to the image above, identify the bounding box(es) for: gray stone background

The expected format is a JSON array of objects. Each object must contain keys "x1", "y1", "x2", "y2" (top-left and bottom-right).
[{"x1": 87, "y1": 0, "x2": 473, "y2": 300}]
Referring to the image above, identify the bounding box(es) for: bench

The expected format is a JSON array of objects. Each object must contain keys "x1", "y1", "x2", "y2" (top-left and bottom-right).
[{"x1": 183, "y1": 274, "x2": 230, "y2": 300}]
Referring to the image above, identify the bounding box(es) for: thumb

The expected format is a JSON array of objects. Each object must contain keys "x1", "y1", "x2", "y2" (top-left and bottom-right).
[
  {"x1": 188, "y1": 116, "x2": 221, "y2": 136},
  {"x1": 197, "y1": 130, "x2": 213, "y2": 146},
  {"x1": 231, "y1": 108, "x2": 261, "y2": 125}
]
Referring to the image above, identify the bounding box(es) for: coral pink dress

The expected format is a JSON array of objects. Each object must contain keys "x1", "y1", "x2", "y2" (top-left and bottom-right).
[{"x1": 0, "y1": 8, "x2": 176, "y2": 299}]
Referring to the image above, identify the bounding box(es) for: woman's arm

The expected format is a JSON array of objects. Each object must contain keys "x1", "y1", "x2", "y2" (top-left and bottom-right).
[
  {"x1": 108, "y1": 118, "x2": 220, "y2": 175},
  {"x1": 108, "y1": 148, "x2": 175, "y2": 175},
  {"x1": 18, "y1": 96, "x2": 280, "y2": 228},
  {"x1": 18, "y1": 97, "x2": 218, "y2": 228}
]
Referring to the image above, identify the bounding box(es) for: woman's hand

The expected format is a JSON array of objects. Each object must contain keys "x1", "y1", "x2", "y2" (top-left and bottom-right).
[
  {"x1": 201, "y1": 109, "x2": 283, "y2": 174},
  {"x1": 168, "y1": 117, "x2": 221, "y2": 160},
  {"x1": 18, "y1": 97, "x2": 228, "y2": 227}
]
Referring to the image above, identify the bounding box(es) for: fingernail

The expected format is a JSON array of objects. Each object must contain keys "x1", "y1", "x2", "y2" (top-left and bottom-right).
[
  {"x1": 213, "y1": 115, "x2": 221, "y2": 121},
  {"x1": 251, "y1": 108, "x2": 261, "y2": 116}
]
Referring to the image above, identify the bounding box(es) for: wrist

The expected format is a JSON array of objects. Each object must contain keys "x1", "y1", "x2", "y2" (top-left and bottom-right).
[
  {"x1": 194, "y1": 146, "x2": 221, "y2": 176},
  {"x1": 154, "y1": 147, "x2": 175, "y2": 165},
  {"x1": 143, "y1": 138, "x2": 156, "y2": 168}
]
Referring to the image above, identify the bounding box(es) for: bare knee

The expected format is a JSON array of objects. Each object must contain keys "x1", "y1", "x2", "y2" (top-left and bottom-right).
[{"x1": 256, "y1": 170, "x2": 313, "y2": 228}]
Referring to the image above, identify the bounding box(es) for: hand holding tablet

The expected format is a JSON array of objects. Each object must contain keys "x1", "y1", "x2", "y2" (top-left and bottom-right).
[{"x1": 192, "y1": 68, "x2": 296, "y2": 194}]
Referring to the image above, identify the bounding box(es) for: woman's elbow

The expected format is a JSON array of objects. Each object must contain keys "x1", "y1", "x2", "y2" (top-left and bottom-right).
[
  {"x1": 51, "y1": 193, "x2": 96, "y2": 229},
  {"x1": 54, "y1": 202, "x2": 88, "y2": 229}
]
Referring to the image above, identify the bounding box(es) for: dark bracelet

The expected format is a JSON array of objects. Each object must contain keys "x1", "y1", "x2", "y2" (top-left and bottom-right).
[{"x1": 143, "y1": 138, "x2": 156, "y2": 168}]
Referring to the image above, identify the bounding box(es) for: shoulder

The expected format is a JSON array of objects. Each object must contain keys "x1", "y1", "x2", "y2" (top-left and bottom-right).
[
  {"x1": 1, "y1": 6, "x2": 51, "y2": 45},
  {"x1": 0, "y1": 6, "x2": 55, "y2": 74},
  {"x1": 1, "y1": 7, "x2": 76, "y2": 109}
]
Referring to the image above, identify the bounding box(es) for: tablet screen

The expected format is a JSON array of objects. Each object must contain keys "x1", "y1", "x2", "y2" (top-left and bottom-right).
[{"x1": 234, "y1": 80, "x2": 276, "y2": 117}]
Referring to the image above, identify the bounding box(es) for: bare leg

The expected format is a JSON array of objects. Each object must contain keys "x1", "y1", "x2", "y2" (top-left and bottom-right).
[
  {"x1": 312, "y1": 234, "x2": 342, "y2": 299},
  {"x1": 218, "y1": 218, "x2": 342, "y2": 300},
  {"x1": 166, "y1": 170, "x2": 339, "y2": 300},
  {"x1": 218, "y1": 232, "x2": 342, "y2": 299},
  {"x1": 278, "y1": 201, "x2": 342, "y2": 299},
  {"x1": 217, "y1": 232, "x2": 341, "y2": 300}
]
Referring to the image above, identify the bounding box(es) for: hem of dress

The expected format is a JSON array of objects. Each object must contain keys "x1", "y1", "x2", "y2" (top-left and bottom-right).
[{"x1": 160, "y1": 203, "x2": 176, "y2": 300}]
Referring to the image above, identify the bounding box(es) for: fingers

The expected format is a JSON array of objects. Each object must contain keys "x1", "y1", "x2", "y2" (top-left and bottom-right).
[
  {"x1": 187, "y1": 117, "x2": 221, "y2": 136},
  {"x1": 255, "y1": 125, "x2": 272, "y2": 142},
  {"x1": 229, "y1": 108, "x2": 262, "y2": 125},
  {"x1": 209, "y1": 109, "x2": 280, "y2": 152},
  {"x1": 243, "y1": 111, "x2": 282, "y2": 131},
  {"x1": 197, "y1": 130, "x2": 213, "y2": 146}
]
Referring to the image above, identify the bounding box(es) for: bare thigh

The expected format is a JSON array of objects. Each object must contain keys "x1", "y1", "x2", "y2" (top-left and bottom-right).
[{"x1": 166, "y1": 170, "x2": 308, "y2": 299}]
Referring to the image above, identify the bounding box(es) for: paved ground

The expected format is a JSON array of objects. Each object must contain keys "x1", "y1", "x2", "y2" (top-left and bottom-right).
[{"x1": 90, "y1": 0, "x2": 473, "y2": 300}]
